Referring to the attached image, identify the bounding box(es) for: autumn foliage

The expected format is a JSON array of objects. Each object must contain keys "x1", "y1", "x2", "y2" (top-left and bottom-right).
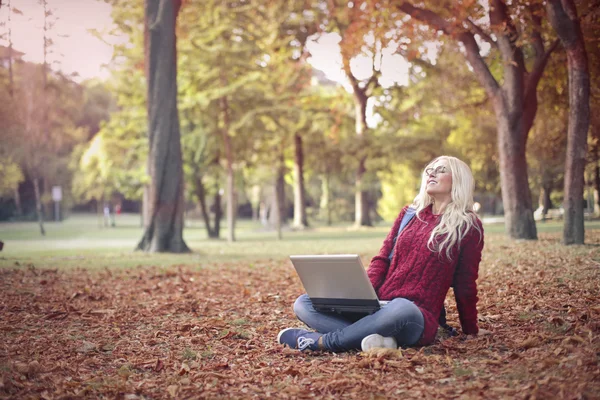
[{"x1": 0, "y1": 229, "x2": 598, "y2": 399}]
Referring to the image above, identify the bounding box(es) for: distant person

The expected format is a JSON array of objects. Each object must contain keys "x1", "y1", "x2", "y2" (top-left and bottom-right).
[
  {"x1": 103, "y1": 203, "x2": 116, "y2": 227},
  {"x1": 103, "y1": 204, "x2": 110, "y2": 227},
  {"x1": 277, "y1": 156, "x2": 484, "y2": 352},
  {"x1": 473, "y1": 201, "x2": 481, "y2": 214}
]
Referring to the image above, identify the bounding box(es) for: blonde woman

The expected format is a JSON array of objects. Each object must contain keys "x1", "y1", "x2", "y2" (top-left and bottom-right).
[{"x1": 278, "y1": 156, "x2": 484, "y2": 352}]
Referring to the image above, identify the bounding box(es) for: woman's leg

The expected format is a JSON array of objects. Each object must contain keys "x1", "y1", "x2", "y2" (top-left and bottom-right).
[
  {"x1": 293, "y1": 294, "x2": 356, "y2": 334},
  {"x1": 321, "y1": 298, "x2": 424, "y2": 352}
]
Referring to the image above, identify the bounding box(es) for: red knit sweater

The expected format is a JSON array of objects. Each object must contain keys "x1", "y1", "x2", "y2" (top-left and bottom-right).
[{"x1": 367, "y1": 204, "x2": 484, "y2": 345}]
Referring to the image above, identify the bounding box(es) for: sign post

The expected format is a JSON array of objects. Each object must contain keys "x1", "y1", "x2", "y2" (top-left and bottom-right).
[{"x1": 52, "y1": 186, "x2": 62, "y2": 222}]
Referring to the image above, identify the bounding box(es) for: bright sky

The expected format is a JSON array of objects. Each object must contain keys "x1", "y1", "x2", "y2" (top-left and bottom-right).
[
  {"x1": 0, "y1": 0, "x2": 411, "y2": 92},
  {"x1": 0, "y1": 0, "x2": 114, "y2": 81}
]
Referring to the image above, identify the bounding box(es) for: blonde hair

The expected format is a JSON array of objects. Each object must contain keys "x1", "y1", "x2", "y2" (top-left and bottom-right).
[{"x1": 411, "y1": 156, "x2": 482, "y2": 260}]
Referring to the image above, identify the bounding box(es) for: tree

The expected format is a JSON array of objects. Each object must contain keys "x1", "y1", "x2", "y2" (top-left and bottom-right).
[
  {"x1": 137, "y1": 0, "x2": 189, "y2": 252},
  {"x1": 527, "y1": 52, "x2": 568, "y2": 220},
  {"x1": 546, "y1": 0, "x2": 591, "y2": 244},
  {"x1": 395, "y1": 0, "x2": 562, "y2": 240},
  {"x1": 322, "y1": 1, "x2": 392, "y2": 227}
]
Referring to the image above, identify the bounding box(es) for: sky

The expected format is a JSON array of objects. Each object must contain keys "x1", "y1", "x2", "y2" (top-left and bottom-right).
[
  {"x1": 0, "y1": 0, "x2": 115, "y2": 81},
  {"x1": 0, "y1": 0, "x2": 410, "y2": 89}
]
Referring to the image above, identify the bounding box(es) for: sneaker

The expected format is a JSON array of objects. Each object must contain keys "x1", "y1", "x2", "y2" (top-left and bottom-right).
[
  {"x1": 361, "y1": 334, "x2": 398, "y2": 351},
  {"x1": 277, "y1": 328, "x2": 323, "y2": 351}
]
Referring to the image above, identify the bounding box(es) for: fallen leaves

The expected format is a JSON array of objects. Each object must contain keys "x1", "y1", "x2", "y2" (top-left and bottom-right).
[{"x1": 1, "y1": 231, "x2": 599, "y2": 399}]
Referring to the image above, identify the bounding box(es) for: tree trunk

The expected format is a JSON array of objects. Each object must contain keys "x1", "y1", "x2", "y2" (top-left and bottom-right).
[
  {"x1": 274, "y1": 180, "x2": 282, "y2": 240},
  {"x1": 293, "y1": 133, "x2": 308, "y2": 229},
  {"x1": 137, "y1": 0, "x2": 189, "y2": 253},
  {"x1": 272, "y1": 149, "x2": 286, "y2": 239},
  {"x1": 320, "y1": 173, "x2": 332, "y2": 226},
  {"x1": 353, "y1": 89, "x2": 371, "y2": 227},
  {"x1": 213, "y1": 181, "x2": 222, "y2": 239},
  {"x1": 495, "y1": 105, "x2": 538, "y2": 239},
  {"x1": 14, "y1": 186, "x2": 22, "y2": 216},
  {"x1": 546, "y1": 0, "x2": 590, "y2": 245},
  {"x1": 355, "y1": 157, "x2": 371, "y2": 226},
  {"x1": 539, "y1": 185, "x2": 553, "y2": 221},
  {"x1": 33, "y1": 177, "x2": 45, "y2": 236},
  {"x1": 250, "y1": 185, "x2": 261, "y2": 221},
  {"x1": 220, "y1": 94, "x2": 236, "y2": 243},
  {"x1": 194, "y1": 174, "x2": 217, "y2": 238},
  {"x1": 594, "y1": 153, "x2": 600, "y2": 216}
]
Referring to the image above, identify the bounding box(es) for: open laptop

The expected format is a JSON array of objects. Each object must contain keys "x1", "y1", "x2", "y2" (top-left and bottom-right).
[{"x1": 289, "y1": 254, "x2": 388, "y2": 314}]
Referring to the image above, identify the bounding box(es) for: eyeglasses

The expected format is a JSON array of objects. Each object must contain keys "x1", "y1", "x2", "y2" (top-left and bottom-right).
[{"x1": 425, "y1": 166, "x2": 448, "y2": 176}]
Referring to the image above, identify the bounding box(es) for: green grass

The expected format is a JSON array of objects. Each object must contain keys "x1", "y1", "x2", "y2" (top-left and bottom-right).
[{"x1": 1, "y1": 212, "x2": 599, "y2": 270}]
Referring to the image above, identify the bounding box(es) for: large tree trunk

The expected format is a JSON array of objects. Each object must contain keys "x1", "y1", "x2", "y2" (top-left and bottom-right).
[
  {"x1": 33, "y1": 177, "x2": 45, "y2": 236},
  {"x1": 494, "y1": 104, "x2": 538, "y2": 239},
  {"x1": 292, "y1": 133, "x2": 308, "y2": 228},
  {"x1": 137, "y1": 0, "x2": 189, "y2": 253},
  {"x1": 547, "y1": 0, "x2": 590, "y2": 245},
  {"x1": 220, "y1": 94, "x2": 236, "y2": 243}
]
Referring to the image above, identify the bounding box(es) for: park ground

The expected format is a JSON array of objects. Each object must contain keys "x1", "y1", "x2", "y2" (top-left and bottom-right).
[{"x1": 0, "y1": 214, "x2": 599, "y2": 399}]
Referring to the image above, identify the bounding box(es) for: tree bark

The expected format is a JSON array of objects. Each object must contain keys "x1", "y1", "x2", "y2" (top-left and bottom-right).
[
  {"x1": 594, "y1": 146, "x2": 600, "y2": 216},
  {"x1": 539, "y1": 185, "x2": 553, "y2": 220},
  {"x1": 137, "y1": 0, "x2": 189, "y2": 253},
  {"x1": 33, "y1": 177, "x2": 45, "y2": 236},
  {"x1": 194, "y1": 173, "x2": 217, "y2": 238},
  {"x1": 494, "y1": 104, "x2": 538, "y2": 238},
  {"x1": 220, "y1": 94, "x2": 236, "y2": 243},
  {"x1": 292, "y1": 132, "x2": 309, "y2": 228},
  {"x1": 546, "y1": 0, "x2": 591, "y2": 245}
]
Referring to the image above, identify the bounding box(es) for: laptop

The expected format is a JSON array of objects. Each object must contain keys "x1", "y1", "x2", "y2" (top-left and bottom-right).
[{"x1": 289, "y1": 254, "x2": 388, "y2": 314}]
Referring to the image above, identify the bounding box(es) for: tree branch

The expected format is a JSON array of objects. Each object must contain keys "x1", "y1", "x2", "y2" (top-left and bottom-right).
[
  {"x1": 466, "y1": 18, "x2": 498, "y2": 49},
  {"x1": 396, "y1": 2, "x2": 500, "y2": 97},
  {"x1": 526, "y1": 39, "x2": 559, "y2": 99}
]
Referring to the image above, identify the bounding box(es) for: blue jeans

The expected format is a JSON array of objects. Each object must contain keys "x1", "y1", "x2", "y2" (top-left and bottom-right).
[{"x1": 293, "y1": 294, "x2": 424, "y2": 352}]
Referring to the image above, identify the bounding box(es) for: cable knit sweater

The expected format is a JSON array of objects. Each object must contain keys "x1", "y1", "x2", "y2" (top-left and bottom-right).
[{"x1": 367, "y1": 204, "x2": 484, "y2": 345}]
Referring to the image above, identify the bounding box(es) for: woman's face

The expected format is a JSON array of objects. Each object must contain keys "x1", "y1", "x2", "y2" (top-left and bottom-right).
[{"x1": 425, "y1": 159, "x2": 453, "y2": 199}]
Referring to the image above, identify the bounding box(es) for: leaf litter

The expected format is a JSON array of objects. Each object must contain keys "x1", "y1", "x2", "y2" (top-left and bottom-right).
[{"x1": 0, "y1": 231, "x2": 599, "y2": 399}]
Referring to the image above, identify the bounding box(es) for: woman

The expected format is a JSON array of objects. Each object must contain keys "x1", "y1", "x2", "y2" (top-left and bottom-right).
[{"x1": 277, "y1": 156, "x2": 484, "y2": 352}]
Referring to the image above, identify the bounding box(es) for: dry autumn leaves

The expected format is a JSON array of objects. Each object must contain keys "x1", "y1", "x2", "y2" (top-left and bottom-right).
[{"x1": 1, "y1": 231, "x2": 599, "y2": 399}]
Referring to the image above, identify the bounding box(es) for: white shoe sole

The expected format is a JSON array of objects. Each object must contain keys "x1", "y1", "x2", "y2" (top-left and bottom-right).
[
  {"x1": 361, "y1": 334, "x2": 398, "y2": 351},
  {"x1": 277, "y1": 328, "x2": 296, "y2": 345}
]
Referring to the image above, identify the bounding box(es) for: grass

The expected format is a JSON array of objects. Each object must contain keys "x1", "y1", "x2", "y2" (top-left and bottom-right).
[{"x1": 1, "y1": 212, "x2": 599, "y2": 270}]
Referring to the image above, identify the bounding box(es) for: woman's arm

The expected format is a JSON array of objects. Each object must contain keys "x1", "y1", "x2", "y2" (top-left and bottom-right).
[
  {"x1": 367, "y1": 207, "x2": 408, "y2": 290},
  {"x1": 452, "y1": 219, "x2": 484, "y2": 335}
]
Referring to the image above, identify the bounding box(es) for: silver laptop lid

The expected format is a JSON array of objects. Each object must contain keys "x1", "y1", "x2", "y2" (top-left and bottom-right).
[{"x1": 289, "y1": 254, "x2": 378, "y2": 300}]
